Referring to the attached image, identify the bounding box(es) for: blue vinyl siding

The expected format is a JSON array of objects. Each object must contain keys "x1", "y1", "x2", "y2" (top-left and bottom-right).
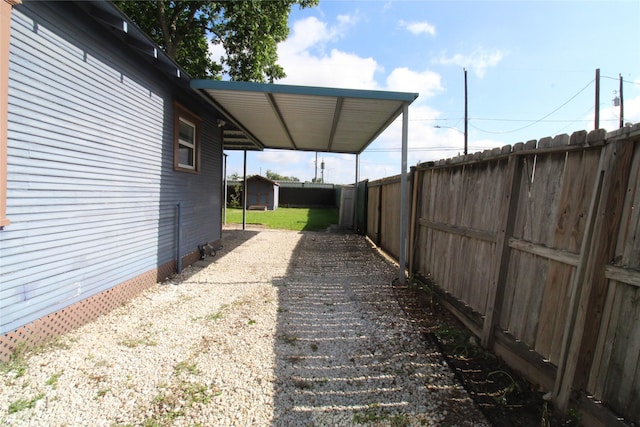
[{"x1": 0, "y1": 4, "x2": 222, "y2": 334}]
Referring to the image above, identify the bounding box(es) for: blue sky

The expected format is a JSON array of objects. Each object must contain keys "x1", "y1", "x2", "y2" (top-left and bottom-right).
[{"x1": 219, "y1": 1, "x2": 640, "y2": 184}]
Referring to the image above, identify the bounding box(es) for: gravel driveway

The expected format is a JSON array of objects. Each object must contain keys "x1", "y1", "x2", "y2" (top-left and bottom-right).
[{"x1": 0, "y1": 227, "x2": 488, "y2": 426}]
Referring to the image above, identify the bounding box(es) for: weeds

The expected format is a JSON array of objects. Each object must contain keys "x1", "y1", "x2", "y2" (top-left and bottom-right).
[
  {"x1": 279, "y1": 334, "x2": 298, "y2": 345},
  {"x1": 0, "y1": 343, "x2": 29, "y2": 379},
  {"x1": 207, "y1": 304, "x2": 229, "y2": 322},
  {"x1": 146, "y1": 382, "x2": 219, "y2": 426},
  {"x1": 96, "y1": 388, "x2": 111, "y2": 398},
  {"x1": 7, "y1": 393, "x2": 45, "y2": 414},
  {"x1": 292, "y1": 378, "x2": 313, "y2": 390},
  {"x1": 174, "y1": 360, "x2": 198, "y2": 376},
  {"x1": 352, "y1": 403, "x2": 409, "y2": 426},
  {"x1": 118, "y1": 336, "x2": 158, "y2": 348},
  {"x1": 46, "y1": 371, "x2": 63, "y2": 388},
  {"x1": 487, "y1": 370, "x2": 520, "y2": 405}
]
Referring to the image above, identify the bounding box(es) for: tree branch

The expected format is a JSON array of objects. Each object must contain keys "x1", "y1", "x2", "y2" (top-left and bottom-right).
[{"x1": 155, "y1": 0, "x2": 174, "y2": 57}]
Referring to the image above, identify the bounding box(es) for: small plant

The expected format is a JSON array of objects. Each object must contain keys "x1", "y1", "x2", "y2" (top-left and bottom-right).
[
  {"x1": 566, "y1": 406, "x2": 582, "y2": 426},
  {"x1": 8, "y1": 393, "x2": 45, "y2": 413},
  {"x1": 353, "y1": 403, "x2": 384, "y2": 424},
  {"x1": 0, "y1": 343, "x2": 29, "y2": 379},
  {"x1": 96, "y1": 388, "x2": 111, "y2": 398},
  {"x1": 310, "y1": 343, "x2": 319, "y2": 352},
  {"x1": 46, "y1": 370, "x2": 63, "y2": 388},
  {"x1": 353, "y1": 403, "x2": 410, "y2": 426},
  {"x1": 119, "y1": 335, "x2": 157, "y2": 348},
  {"x1": 292, "y1": 378, "x2": 313, "y2": 390},
  {"x1": 279, "y1": 334, "x2": 298, "y2": 345},
  {"x1": 247, "y1": 319, "x2": 256, "y2": 325},
  {"x1": 148, "y1": 381, "x2": 219, "y2": 425},
  {"x1": 487, "y1": 370, "x2": 520, "y2": 405},
  {"x1": 540, "y1": 401, "x2": 551, "y2": 427},
  {"x1": 207, "y1": 304, "x2": 229, "y2": 321},
  {"x1": 174, "y1": 360, "x2": 198, "y2": 376}
]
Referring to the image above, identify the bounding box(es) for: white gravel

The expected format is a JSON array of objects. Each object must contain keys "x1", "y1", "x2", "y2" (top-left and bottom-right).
[{"x1": 0, "y1": 227, "x2": 488, "y2": 426}]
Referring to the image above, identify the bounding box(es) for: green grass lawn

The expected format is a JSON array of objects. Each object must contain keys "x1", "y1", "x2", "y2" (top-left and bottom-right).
[{"x1": 224, "y1": 207, "x2": 339, "y2": 231}]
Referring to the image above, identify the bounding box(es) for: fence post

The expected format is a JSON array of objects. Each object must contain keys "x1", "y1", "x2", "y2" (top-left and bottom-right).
[
  {"x1": 377, "y1": 184, "x2": 382, "y2": 246},
  {"x1": 481, "y1": 144, "x2": 523, "y2": 348},
  {"x1": 408, "y1": 166, "x2": 419, "y2": 277},
  {"x1": 554, "y1": 130, "x2": 634, "y2": 411}
]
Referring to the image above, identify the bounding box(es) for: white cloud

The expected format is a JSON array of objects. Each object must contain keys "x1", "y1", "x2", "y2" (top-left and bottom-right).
[
  {"x1": 435, "y1": 48, "x2": 506, "y2": 78},
  {"x1": 398, "y1": 20, "x2": 436, "y2": 37},
  {"x1": 594, "y1": 94, "x2": 640, "y2": 131},
  {"x1": 281, "y1": 49, "x2": 380, "y2": 89},
  {"x1": 281, "y1": 16, "x2": 337, "y2": 55},
  {"x1": 386, "y1": 68, "x2": 443, "y2": 98},
  {"x1": 278, "y1": 15, "x2": 380, "y2": 89}
]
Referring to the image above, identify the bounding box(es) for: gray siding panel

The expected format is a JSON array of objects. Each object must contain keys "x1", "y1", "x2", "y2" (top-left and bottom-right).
[{"x1": 1, "y1": 4, "x2": 222, "y2": 334}]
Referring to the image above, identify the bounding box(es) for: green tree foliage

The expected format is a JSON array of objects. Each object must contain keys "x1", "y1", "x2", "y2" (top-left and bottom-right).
[
  {"x1": 115, "y1": 0, "x2": 318, "y2": 80},
  {"x1": 266, "y1": 170, "x2": 299, "y2": 182}
]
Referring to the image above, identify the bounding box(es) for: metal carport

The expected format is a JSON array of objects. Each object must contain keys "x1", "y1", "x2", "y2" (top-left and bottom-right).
[{"x1": 190, "y1": 80, "x2": 418, "y2": 283}]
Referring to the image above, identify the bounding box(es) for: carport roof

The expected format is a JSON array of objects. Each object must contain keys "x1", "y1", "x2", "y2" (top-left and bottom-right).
[{"x1": 190, "y1": 80, "x2": 419, "y2": 154}]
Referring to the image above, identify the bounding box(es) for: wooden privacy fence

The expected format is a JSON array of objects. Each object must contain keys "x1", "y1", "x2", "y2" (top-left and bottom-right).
[{"x1": 365, "y1": 124, "x2": 640, "y2": 426}]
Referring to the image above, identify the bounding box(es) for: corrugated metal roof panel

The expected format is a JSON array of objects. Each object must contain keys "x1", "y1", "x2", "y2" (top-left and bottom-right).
[{"x1": 191, "y1": 80, "x2": 418, "y2": 154}]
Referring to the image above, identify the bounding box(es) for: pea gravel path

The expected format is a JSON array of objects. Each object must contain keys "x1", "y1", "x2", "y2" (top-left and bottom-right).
[{"x1": 0, "y1": 227, "x2": 489, "y2": 426}]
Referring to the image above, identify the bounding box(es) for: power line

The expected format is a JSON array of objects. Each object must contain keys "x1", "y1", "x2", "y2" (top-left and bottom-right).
[
  {"x1": 602, "y1": 75, "x2": 640, "y2": 86},
  {"x1": 469, "y1": 79, "x2": 595, "y2": 135}
]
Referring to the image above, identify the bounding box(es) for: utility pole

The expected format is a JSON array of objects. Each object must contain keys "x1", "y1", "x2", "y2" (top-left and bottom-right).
[
  {"x1": 619, "y1": 73, "x2": 624, "y2": 129},
  {"x1": 594, "y1": 68, "x2": 600, "y2": 130},
  {"x1": 321, "y1": 158, "x2": 325, "y2": 183},
  {"x1": 464, "y1": 68, "x2": 468, "y2": 155},
  {"x1": 314, "y1": 152, "x2": 318, "y2": 182}
]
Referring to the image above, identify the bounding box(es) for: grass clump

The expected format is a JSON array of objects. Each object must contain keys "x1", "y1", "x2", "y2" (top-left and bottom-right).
[
  {"x1": 46, "y1": 371, "x2": 63, "y2": 388},
  {"x1": 0, "y1": 343, "x2": 29, "y2": 379},
  {"x1": 146, "y1": 382, "x2": 219, "y2": 426},
  {"x1": 8, "y1": 393, "x2": 45, "y2": 414},
  {"x1": 118, "y1": 335, "x2": 157, "y2": 348},
  {"x1": 174, "y1": 360, "x2": 198, "y2": 376}
]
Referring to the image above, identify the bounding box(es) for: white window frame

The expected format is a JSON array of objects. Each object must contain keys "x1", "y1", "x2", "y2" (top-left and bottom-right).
[
  {"x1": 177, "y1": 117, "x2": 196, "y2": 170},
  {"x1": 173, "y1": 102, "x2": 200, "y2": 173}
]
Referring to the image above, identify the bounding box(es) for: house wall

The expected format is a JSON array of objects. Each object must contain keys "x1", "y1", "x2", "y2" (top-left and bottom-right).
[{"x1": 0, "y1": 3, "x2": 222, "y2": 342}]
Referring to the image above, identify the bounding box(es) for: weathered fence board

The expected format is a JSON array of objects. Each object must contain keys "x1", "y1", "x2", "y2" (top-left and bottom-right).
[{"x1": 366, "y1": 124, "x2": 640, "y2": 425}]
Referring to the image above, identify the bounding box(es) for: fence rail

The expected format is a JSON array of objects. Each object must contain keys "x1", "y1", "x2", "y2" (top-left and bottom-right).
[{"x1": 365, "y1": 124, "x2": 640, "y2": 426}]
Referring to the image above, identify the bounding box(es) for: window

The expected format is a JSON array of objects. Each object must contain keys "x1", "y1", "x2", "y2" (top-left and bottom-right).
[{"x1": 173, "y1": 102, "x2": 201, "y2": 173}]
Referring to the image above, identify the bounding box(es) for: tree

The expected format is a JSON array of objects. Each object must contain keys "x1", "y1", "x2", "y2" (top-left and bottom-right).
[
  {"x1": 266, "y1": 170, "x2": 299, "y2": 182},
  {"x1": 115, "y1": 0, "x2": 318, "y2": 80}
]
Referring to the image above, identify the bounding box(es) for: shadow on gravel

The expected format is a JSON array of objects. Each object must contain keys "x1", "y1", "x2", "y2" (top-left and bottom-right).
[
  {"x1": 216, "y1": 229, "x2": 261, "y2": 262},
  {"x1": 270, "y1": 231, "x2": 481, "y2": 426},
  {"x1": 164, "y1": 229, "x2": 261, "y2": 285}
]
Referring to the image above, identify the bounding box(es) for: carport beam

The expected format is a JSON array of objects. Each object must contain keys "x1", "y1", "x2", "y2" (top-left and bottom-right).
[
  {"x1": 398, "y1": 103, "x2": 409, "y2": 284},
  {"x1": 243, "y1": 150, "x2": 247, "y2": 230},
  {"x1": 354, "y1": 153, "x2": 359, "y2": 232}
]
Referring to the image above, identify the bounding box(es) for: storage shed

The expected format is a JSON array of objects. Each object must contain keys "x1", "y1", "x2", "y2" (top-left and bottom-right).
[{"x1": 246, "y1": 175, "x2": 279, "y2": 210}]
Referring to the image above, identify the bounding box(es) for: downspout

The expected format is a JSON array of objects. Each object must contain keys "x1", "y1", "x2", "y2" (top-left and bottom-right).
[{"x1": 176, "y1": 202, "x2": 182, "y2": 274}]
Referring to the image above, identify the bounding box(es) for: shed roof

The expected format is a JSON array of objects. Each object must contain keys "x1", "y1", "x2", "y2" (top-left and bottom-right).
[
  {"x1": 191, "y1": 80, "x2": 418, "y2": 155},
  {"x1": 247, "y1": 175, "x2": 279, "y2": 186}
]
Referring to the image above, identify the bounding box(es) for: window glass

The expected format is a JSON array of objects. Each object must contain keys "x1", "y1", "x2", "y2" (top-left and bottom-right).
[{"x1": 178, "y1": 118, "x2": 196, "y2": 169}]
